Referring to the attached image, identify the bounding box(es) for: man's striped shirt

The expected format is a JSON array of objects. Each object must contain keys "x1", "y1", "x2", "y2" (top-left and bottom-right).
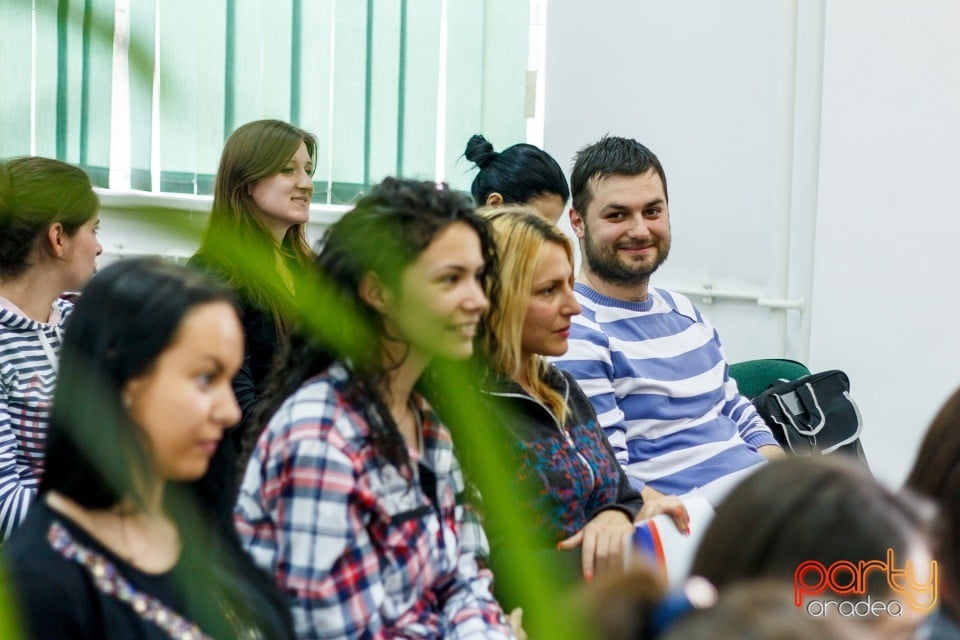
[{"x1": 552, "y1": 283, "x2": 777, "y2": 504}]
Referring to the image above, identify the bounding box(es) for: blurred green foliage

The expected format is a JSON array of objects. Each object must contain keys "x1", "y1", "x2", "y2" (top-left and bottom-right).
[
  {"x1": 0, "y1": 2, "x2": 596, "y2": 639},
  {"x1": 0, "y1": 566, "x2": 23, "y2": 640}
]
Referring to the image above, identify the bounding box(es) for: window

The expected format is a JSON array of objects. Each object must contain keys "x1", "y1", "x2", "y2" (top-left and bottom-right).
[{"x1": 0, "y1": 0, "x2": 532, "y2": 202}]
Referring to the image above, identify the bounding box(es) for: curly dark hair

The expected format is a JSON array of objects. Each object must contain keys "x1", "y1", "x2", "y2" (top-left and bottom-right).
[{"x1": 245, "y1": 177, "x2": 499, "y2": 472}]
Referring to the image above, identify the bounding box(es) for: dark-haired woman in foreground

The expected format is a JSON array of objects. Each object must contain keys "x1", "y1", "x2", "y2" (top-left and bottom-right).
[
  {"x1": 464, "y1": 134, "x2": 569, "y2": 223},
  {"x1": 2, "y1": 258, "x2": 294, "y2": 639},
  {"x1": 236, "y1": 178, "x2": 516, "y2": 638}
]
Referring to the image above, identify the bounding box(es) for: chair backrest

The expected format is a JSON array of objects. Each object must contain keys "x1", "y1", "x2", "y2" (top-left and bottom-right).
[
  {"x1": 728, "y1": 358, "x2": 812, "y2": 399},
  {"x1": 730, "y1": 358, "x2": 871, "y2": 470}
]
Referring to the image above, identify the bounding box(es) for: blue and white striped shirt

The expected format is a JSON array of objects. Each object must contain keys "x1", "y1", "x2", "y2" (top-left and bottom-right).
[
  {"x1": 552, "y1": 283, "x2": 778, "y2": 503},
  {"x1": 0, "y1": 297, "x2": 71, "y2": 541}
]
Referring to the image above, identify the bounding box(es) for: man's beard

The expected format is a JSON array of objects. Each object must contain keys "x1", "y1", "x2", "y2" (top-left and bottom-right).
[{"x1": 582, "y1": 222, "x2": 670, "y2": 286}]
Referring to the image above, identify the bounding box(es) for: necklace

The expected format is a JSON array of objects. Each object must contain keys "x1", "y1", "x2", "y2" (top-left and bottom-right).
[{"x1": 46, "y1": 493, "x2": 180, "y2": 572}]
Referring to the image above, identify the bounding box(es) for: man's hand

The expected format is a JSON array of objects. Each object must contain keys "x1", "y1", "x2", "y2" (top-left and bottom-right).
[
  {"x1": 556, "y1": 510, "x2": 634, "y2": 582},
  {"x1": 758, "y1": 444, "x2": 786, "y2": 460}
]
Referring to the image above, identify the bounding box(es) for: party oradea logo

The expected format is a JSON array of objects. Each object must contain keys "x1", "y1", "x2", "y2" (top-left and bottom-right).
[{"x1": 794, "y1": 549, "x2": 938, "y2": 617}]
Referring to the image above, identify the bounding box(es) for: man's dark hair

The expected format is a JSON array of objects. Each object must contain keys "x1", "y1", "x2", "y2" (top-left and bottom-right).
[{"x1": 570, "y1": 135, "x2": 668, "y2": 216}]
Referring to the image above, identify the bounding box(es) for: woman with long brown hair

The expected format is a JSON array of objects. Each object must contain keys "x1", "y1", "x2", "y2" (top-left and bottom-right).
[{"x1": 190, "y1": 119, "x2": 317, "y2": 479}]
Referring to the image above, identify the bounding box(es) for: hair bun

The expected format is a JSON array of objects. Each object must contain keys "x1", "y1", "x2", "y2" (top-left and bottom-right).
[{"x1": 464, "y1": 134, "x2": 498, "y2": 169}]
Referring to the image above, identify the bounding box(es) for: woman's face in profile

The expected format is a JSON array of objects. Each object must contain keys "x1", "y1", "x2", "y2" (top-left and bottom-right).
[
  {"x1": 61, "y1": 213, "x2": 103, "y2": 290},
  {"x1": 248, "y1": 140, "x2": 314, "y2": 241},
  {"x1": 520, "y1": 241, "x2": 580, "y2": 360},
  {"x1": 123, "y1": 301, "x2": 244, "y2": 482},
  {"x1": 381, "y1": 221, "x2": 489, "y2": 362}
]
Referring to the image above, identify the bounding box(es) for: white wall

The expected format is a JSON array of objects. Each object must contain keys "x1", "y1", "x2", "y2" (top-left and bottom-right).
[
  {"x1": 544, "y1": 0, "x2": 960, "y2": 486},
  {"x1": 546, "y1": 0, "x2": 808, "y2": 362},
  {"x1": 810, "y1": 1, "x2": 960, "y2": 484}
]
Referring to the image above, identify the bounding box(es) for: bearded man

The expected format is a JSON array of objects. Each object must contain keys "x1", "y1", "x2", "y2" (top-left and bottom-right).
[{"x1": 552, "y1": 135, "x2": 783, "y2": 510}]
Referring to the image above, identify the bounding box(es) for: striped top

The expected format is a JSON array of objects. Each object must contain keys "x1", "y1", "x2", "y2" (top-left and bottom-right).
[
  {"x1": 552, "y1": 283, "x2": 777, "y2": 503},
  {"x1": 0, "y1": 297, "x2": 72, "y2": 542}
]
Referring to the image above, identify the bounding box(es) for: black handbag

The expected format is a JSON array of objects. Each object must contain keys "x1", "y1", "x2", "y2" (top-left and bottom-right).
[{"x1": 752, "y1": 370, "x2": 868, "y2": 465}]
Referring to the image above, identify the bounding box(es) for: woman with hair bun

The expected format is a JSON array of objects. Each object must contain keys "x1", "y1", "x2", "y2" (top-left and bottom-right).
[
  {"x1": 464, "y1": 134, "x2": 569, "y2": 223},
  {"x1": 0, "y1": 156, "x2": 102, "y2": 541}
]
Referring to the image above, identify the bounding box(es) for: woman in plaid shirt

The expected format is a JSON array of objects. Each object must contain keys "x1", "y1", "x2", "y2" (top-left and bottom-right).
[{"x1": 235, "y1": 178, "x2": 517, "y2": 639}]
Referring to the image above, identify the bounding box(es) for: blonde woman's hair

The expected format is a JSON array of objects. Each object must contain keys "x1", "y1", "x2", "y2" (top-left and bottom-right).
[{"x1": 481, "y1": 206, "x2": 574, "y2": 423}]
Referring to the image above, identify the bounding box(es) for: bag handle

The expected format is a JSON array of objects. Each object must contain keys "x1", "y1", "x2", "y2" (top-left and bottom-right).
[{"x1": 773, "y1": 382, "x2": 826, "y2": 436}]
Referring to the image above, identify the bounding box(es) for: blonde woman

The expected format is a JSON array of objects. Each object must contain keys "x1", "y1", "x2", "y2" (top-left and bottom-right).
[{"x1": 471, "y1": 209, "x2": 688, "y2": 605}]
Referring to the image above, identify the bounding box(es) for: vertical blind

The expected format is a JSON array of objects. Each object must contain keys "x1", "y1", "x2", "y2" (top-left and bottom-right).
[{"x1": 0, "y1": 0, "x2": 531, "y2": 202}]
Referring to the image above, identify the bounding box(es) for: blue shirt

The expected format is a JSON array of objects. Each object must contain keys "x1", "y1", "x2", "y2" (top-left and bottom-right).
[{"x1": 552, "y1": 283, "x2": 778, "y2": 502}]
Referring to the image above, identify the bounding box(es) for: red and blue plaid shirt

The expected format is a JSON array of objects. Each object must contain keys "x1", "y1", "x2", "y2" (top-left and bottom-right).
[{"x1": 235, "y1": 363, "x2": 514, "y2": 640}]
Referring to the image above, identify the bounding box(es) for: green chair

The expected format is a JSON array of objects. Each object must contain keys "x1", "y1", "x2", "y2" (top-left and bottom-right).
[
  {"x1": 729, "y1": 358, "x2": 870, "y2": 469},
  {"x1": 728, "y1": 358, "x2": 811, "y2": 399}
]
